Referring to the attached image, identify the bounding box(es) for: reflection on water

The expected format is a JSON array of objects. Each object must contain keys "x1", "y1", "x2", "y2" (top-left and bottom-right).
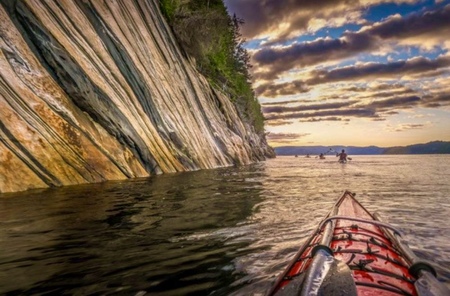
[
  {"x1": 0, "y1": 167, "x2": 266, "y2": 295},
  {"x1": 1, "y1": 155, "x2": 449, "y2": 295}
]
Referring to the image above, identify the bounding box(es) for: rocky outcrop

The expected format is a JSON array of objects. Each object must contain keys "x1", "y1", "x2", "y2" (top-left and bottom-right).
[{"x1": 0, "y1": 0, "x2": 273, "y2": 193}]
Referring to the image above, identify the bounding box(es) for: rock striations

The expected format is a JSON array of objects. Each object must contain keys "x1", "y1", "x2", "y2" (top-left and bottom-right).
[{"x1": 0, "y1": 0, "x2": 273, "y2": 193}]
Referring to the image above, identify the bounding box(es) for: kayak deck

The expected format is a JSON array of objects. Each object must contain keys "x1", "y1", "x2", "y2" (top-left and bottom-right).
[
  {"x1": 268, "y1": 191, "x2": 447, "y2": 296},
  {"x1": 332, "y1": 194, "x2": 415, "y2": 295}
]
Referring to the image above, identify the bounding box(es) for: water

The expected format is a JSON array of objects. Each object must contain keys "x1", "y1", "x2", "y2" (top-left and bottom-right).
[{"x1": 1, "y1": 155, "x2": 449, "y2": 295}]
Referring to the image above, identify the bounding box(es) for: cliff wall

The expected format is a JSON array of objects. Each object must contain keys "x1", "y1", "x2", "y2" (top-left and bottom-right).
[{"x1": 0, "y1": 0, "x2": 273, "y2": 193}]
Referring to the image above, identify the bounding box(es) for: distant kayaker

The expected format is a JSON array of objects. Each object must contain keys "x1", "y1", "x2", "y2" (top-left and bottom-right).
[{"x1": 337, "y1": 149, "x2": 348, "y2": 162}]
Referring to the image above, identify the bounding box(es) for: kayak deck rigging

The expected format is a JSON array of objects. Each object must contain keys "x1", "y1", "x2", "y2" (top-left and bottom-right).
[{"x1": 268, "y1": 191, "x2": 449, "y2": 296}]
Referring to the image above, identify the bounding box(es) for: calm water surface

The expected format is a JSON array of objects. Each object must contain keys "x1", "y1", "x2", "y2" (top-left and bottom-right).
[{"x1": 1, "y1": 155, "x2": 449, "y2": 295}]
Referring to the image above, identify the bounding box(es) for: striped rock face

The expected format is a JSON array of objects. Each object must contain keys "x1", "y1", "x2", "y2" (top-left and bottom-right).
[{"x1": 0, "y1": 0, "x2": 273, "y2": 193}]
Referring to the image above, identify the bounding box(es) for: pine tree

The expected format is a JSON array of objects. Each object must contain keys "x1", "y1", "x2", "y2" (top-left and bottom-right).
[{"x1": 230, "y1": 14, "x2": 252, "y2": 81}]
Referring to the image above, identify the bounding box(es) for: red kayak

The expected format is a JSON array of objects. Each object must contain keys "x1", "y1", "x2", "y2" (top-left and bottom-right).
[{"x1": 268, "y1": 191, "x2": 449, "y2": 296}]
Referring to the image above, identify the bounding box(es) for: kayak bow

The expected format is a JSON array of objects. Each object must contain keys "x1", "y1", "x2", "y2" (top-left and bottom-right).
[{"x1": 268, "y1": 191, "x2": 449, "y2": 296}]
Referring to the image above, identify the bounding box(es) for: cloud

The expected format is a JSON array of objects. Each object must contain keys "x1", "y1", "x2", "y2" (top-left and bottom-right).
[
  {"x1": 367, "y1": 5, "x2": 450, "y2": 49},
  {"x1": 363, "y1": 88, "x2": 416, "y2": 99},
  {"x1": 262, "y1": 99, "x2": 304, "y2": 106},
  {"x1": 265, "y1": 120, "x2": 294, "y2": 126},
  {"x1": 306, "y1": 56, "x2": 450, "y2": 85},
  {"x1": 422, "y1": 92, "x2": 450, "y2": 107},
  {"x1": 298, "y1": 117, "x2": 351, "y2": 122},
  {"x1": 263, "y1": 101, "x2": 358, "y2": 114},
  {"x1": 224, "y1": 0, "x2": 360, "y2": 40},
  {"x1": 386, "y1": 123, "x2": 428, "y2": 132},
  {"x1": 250, "y1": 5, "x2": 450, "y2": 79},
  {"x1": 224, "y1": 1, "x2": 450, "y2": 147},
  {"x1": 368, "y1": 83, "x2": 410, "y2": 91},
  {"x1": 266, "y1": 132, "x2": 310, "y2": 143},
  {"x1": 224, "y1": 0, "x2": 426, "y2": 42},
  {"x1": 265, "y1": 108, "x2": 378, "y2": 121},
  {"x1": 252, "y1": 36, "x2": 376, "y2": 79},
  {"x1": 256, "y1": 56, "x2": 449, "y2": 111},
  {"x1": 362, "y1": 95, "x2": 421, "y2": 110},
  {"x1": 263, "y1": 94, "x2": 423, "y2": 124},
  {"x1": 256, "y1": 80, "x2": 309, "y2": 97}
]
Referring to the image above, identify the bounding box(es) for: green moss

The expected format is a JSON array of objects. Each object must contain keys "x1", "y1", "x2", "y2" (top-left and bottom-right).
[{"x1": 159, "y1": 0, "x2": 179, "y2": 21}]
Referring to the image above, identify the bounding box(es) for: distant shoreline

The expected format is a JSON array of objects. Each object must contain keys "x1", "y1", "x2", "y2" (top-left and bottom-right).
[
  {"x1": 276, "y1": 154, "x2": 450, "y2": 156},
  {"x1": 274, "y1": 140, "x2": 450, "y2": 155}
]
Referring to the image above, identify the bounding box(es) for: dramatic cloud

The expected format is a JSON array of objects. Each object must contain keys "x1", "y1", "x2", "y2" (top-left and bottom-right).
[
  {"x1": 256, "y1": 56, "x2": 449, "y2": 110},
  {"x1": 263, "y1": 95, "x2": 421, "y2": 124},
  {"x1": 367, "y1": 5, "x2": 450, "y2": 48},
  {"x1": 225, "y1": 0, "x2": 424, "y2": 41},
  {"x1": 252, "y1": 36, "x2": 376, "y2": 79},
  {"x1": 306, "y1": 56, "x2": 450, "y2": 85},
  {"x1": 251, "y1": 5, "x2": 450, "y2": 79},
  {"x1": 362, "y1": 95, "x2": 421, "y2": 110},
  {"x1": 224, "y1": 0, "x2": 360, "y2": 40},
  {"x1": 224, "y1": 1, "x2": 450, "y2": 146}
]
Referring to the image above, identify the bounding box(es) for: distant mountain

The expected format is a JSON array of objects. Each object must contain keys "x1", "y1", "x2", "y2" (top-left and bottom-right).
[
  {"x1": 383, "y1": 141, "x2": 450, "y2": 154},
  {"x1": 274, "y1": 141, "x2": 450, "y2": 155}
]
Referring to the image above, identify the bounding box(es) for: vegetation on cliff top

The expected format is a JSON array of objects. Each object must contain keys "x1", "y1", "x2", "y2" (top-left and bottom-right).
[{"x1": 159, "y1": 0, "x2": 265, "y2": 134}]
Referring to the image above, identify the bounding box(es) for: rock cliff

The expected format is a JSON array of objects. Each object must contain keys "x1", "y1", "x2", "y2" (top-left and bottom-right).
[{"x1": 0, "y1": 0, "x2": 273, "y2": 193}]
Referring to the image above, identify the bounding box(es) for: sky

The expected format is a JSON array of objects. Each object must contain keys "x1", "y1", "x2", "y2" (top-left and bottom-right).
[{"x1": 224, "y1": 0, "x2": 450, "y2": 147}]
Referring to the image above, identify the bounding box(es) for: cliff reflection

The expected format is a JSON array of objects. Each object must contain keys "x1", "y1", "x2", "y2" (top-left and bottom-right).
[{"x1": 0, "y1": 164, "x2": 266, "y2": 295}]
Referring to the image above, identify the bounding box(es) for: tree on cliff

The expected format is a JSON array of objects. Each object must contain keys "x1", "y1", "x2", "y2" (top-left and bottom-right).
[
  {"x1": 159, "y1": 0, "x2": 264, "y2": 134},
  {"x1": 230, "y1": 14, "x2": 252, "y2": 82}
]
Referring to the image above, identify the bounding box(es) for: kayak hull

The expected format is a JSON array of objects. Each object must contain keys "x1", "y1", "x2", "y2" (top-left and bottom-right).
[{"x1": 267, "y1": 191, "x2": 448, "y2": 296}]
